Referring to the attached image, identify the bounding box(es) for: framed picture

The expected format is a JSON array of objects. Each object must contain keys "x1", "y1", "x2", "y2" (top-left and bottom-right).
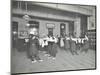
[
  {"x1": 46, "y1": 23, "x2": 55, "y2": 28},
  {"x1": 18, "y1": 30, "x2": 29, "y2": 39},
  {"x1": 11, "y1": 0, "x2": 96, "y2": 75}
]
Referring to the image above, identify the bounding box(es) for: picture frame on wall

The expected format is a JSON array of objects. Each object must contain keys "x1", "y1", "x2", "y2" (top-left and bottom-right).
[
  {"x1": 11, "y1": 0, "x2": 96, "y2": 75},
  {"x1": 46, "y1": 23, "x2": 55, "y2": 28}
]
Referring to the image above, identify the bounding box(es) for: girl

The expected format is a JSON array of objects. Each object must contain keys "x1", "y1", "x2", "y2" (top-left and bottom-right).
[
  {"x1": 69, "y1": 33, "x2": 78, "y2": 55},
  {"x1": 47, "y1": 35, "x2": 58, "y2": 59},
  {"x1": 28, "y1": 34, "x2": 42, "y2": 63},
  {"x1": 64, "y1": 34, "x2": 70, "y2": 51}
]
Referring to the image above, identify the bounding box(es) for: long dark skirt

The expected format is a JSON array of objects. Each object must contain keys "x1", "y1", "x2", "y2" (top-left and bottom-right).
[
  {"x1": 28, "y1": 44, "x2": 40, "y2": 61},
  {"x1": 57, "y1": 37, "x2": 60, "y2": 47},
  {"x1": 64, "y1": 40, "x2": 70, "y2": 50},
  {"x1": 70, "y1": 40, "x2": 78, "y2": 55},
  {"x1": 81, "y1": 40, "x2": 89, "y2": 53},
  {"x1": 48, "y1": 42, "x2": 58, "y2": 57},
  {"x1": 44, "y1": 45, "x2": 49, "y2": 54}
]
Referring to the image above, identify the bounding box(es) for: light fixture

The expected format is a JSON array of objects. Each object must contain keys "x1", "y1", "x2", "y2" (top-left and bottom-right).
[
  {"x1": 61, "y1": 25, "x2": 64, "y2": 29},
  {"x1": 23, "y1": 2, "x2": 30, "y2": 21},
  {"x1": 26, "y1": 23, "x2": 30, "y2": 27},
  {"x1": 23, "y1": 14, "x2": 30, "y2": 21}
]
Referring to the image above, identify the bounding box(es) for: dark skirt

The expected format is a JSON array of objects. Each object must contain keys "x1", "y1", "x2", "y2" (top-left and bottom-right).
[
  {"x1": 51, "y1": 43, "x2": 58, "y2": 57},
  {"x1": 29, "y1": 44, "x2": 38, "y2": 57},
  {"x1": 64, "y1": 40, "x2": 70, "y2": 50},
  {"x1": 48, "y1": 42, "x2": 58, "y2": 57},
  {"x1": 70, "y1": 41, "x2": 76, "y2": 51},
  {"x1": 81, "y1": 40, "x2": 89, "y2": 52}
]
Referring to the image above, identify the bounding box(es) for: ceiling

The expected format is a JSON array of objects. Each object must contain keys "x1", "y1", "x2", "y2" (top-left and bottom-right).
[{"x1": 12, "y1": 1, "x2": 95, "y2": 16}]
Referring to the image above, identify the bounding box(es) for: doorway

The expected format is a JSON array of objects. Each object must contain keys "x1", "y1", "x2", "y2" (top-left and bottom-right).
[
  {"x1": 69, "y1": 21, "x2": 74, "y2": 35},
  {"x1": 81, "y1": 16, "x2": 87, "y2": 33},
  {"x1": 12, "y1": 21, "x2": 18, "y2": 48},
  {"x1": 60, "y1": 23, "x2": 66, "y2": 37},
  {"x1": 48, "y1": 28, "x2": 53, "y2": 36}
]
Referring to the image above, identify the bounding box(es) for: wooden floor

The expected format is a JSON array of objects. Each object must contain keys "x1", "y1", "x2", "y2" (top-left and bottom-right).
[{"x1": 11, "y1": 47, "x2": 96, "y2": 74}]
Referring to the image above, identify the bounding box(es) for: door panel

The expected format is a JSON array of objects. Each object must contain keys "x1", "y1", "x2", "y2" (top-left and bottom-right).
[
  {"x1": 69, "y1": 21, "x2": 74, "y2": 35},
  {"x1": 12, "y1": 21, "x2": 18, "y2": 48},
  {"x1": 60, "y1": 23, "x2": 66, "y2": 37},
  {"x1": 48, "y1": 28, "x2": 53, "y2": 36}
]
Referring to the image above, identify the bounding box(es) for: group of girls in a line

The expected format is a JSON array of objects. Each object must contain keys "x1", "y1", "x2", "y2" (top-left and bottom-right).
[
  {"x1": 25, "y1": 31, "x2": 89, "y2": 63},
  {"x1": 59, "y1": 32, "x2": 89, "y2": 55},
  {"x1": 25, "y1": 34, "x2": 58, "y2": 63}
]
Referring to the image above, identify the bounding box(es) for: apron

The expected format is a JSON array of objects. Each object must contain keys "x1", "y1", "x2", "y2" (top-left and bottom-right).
[
  {"x1": 60, "y1": 38, "x2": 64, "y2": 47},
  {"x1": 28, "y1": 37, "x2": 39, "y2": 57}
]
